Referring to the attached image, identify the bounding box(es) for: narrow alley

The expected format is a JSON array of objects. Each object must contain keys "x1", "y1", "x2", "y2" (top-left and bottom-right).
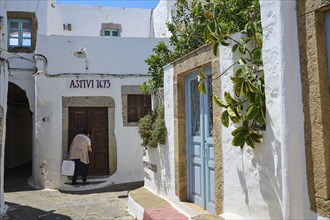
[{"x1": 1, "y1": 163, "x2": 140, "y2": 220}]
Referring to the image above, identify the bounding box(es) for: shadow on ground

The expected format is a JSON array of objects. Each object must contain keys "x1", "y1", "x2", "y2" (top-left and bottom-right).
[
  {"x1": 4, "y1": 162, "x2": 35, "y2": 193},
  {"x1": 60, "y1": 181, "x2": 144, "y2": 195},
  {"x1": 0, "y1": 202, "x2": 72, "y2": 220}
]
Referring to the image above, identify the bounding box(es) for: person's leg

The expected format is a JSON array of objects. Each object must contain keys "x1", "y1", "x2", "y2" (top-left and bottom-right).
[
  {"x1": 80, "y1": 161, "x2": 88, "y2": 183},
  {"x1": 71, "y1": 159, "x2": 80, "y2": 184}
]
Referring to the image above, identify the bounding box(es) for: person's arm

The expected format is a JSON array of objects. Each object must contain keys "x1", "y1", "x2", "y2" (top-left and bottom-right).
[
  {"x1": 67, "y1": 141, "x2": 74, "y2": 159},
  {"x1": 87, "y1": 137, "x2": 92, "y2": 152}
]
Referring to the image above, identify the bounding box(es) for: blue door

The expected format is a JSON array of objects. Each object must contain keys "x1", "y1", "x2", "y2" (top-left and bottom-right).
[{"x1": 186, "y1": 67, "x2": 215, "y2": 214}]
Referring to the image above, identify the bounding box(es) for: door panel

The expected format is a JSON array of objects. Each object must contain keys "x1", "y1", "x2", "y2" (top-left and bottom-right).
[
  {"x1": 69, "y1": 107, "x2": 109, "y2": 176},
  {"x1": 186, "y1": 68, "x2": 215, "y2": 214}
]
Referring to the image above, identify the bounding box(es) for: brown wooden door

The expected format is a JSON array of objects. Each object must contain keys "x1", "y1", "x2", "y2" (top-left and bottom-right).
[{"x1": 69, "y1": 107, "x2": 109, "y2": 176}]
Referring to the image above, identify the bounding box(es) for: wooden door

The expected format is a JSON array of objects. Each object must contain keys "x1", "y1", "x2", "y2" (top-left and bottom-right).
[
  {"x1": 69, "y1": 107, "x2": 109, "y2": 176},
  {"x1": 185, "y1": 68, "x2": 215, "y2": 214}
]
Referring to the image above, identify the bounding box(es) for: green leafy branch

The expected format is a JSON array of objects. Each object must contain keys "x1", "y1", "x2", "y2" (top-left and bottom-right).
[
  {"x1": 138, "y1": 105, "x2": 167, "y2": 148},
  {"x1": 200, "y1": 9, "x2": 265, "y2": 149}
]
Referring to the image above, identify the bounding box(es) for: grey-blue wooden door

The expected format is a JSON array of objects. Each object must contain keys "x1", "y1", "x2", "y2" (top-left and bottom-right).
[{"x1": 186, "y1": 68, "x2": 215, "y2": 214}]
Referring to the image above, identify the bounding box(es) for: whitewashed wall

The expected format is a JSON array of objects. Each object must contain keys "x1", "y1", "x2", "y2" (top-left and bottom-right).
[
  {"x1": 152, "y1": 0, "x2": 174, "y2": 38},
  {"x1": 29, "y1": 35, "x2": 170, "y2": 189},
  {"x1": 0, "y1": 62, "x2": 9, "y2": 214},
  {"x1": 259, "y1": 0, "x2": 318, "y2": 219},
  {"x1": 143, "y1": 64, "x2": 204, "y2": 217},
  {"x1": 37, "y1": 35, "x2": 168, "y2": 75},
  {"x1": 48, "y1": 4, "x2": 153, "y2": 37},
  {"x1": 1, "y1": 0, "x2": 49, "y2": 35},
  {"x1": 1, "y1": 0, "x2": 171, "y2": 38},
  {"x1": 150, "y1": 1, "x2": 328, "y2": 219},
  {"x1": 144, "y1": 64, "x2": 175, "y2": 197},
  {"x1": 32, "y1": 75, "x2": 147, "y2": 188}
]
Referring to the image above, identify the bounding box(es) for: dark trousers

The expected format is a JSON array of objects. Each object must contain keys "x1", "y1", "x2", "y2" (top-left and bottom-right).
[{"x1": 72, "y1": 159, "x2": 88, "y2": 184}]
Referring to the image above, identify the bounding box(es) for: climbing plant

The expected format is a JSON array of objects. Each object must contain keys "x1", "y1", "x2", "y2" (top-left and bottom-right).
[
  {"x1": 139, "y1": 0, "x2": 263, "y2": 149},
  {"x1": 140, "y1": 0, "x2": 259, "y2": 94},
  {"x1": 138, "y1": 105, "x2": 167, "y2": 148},
  {"x1": 199, "y1": 3, "x2": 265, "y2": 149}
]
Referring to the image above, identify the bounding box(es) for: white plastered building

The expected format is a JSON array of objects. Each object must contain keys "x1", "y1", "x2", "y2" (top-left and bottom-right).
[
  {"x1": 0, "y1": 0, "x2": 174, "y2": 214},
  {"x1": 129, "y1": 0, "x2": 330, "y2": 219}
]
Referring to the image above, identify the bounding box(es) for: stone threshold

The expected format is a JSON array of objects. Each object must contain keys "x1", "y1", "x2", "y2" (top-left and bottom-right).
[{"x1": 128, "y1": 187, "x2": 223, "y2": 220}]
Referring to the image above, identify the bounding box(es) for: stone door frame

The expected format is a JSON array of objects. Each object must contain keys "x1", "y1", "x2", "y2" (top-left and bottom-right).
[
  {"x1": 172, "y1": 45, "x2": 223, "y2": 214},
  {"x1": 62, "y1": 96, "x2": 117, "y2": 175}
]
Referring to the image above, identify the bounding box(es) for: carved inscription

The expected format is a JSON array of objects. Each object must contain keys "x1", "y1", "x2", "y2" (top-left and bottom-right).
[{"x1": 68, "y1": 79, "x2": 111, "y2": 89}]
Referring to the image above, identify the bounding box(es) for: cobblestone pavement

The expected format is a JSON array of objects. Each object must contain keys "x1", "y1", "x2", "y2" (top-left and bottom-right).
[{"x1": 0, "y1": 164, "x2": 141, "y2": 220}]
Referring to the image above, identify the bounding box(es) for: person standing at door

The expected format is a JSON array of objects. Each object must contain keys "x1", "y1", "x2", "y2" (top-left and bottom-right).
[{"x1": 68, "y1": 129, "x2": 93, "y2": 185}]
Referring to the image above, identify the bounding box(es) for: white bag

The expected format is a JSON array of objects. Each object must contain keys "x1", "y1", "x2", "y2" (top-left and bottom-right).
[{"x1": 61, "y1": 160, "x2": 75, "y2": 176}]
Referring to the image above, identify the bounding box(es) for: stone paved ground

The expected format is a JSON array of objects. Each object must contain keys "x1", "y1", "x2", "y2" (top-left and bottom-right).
[{"x1": 0, "y1": 163, "x2": 141, "y2": 220}]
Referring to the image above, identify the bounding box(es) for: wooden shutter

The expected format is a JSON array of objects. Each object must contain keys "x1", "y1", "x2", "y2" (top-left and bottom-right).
[{"x1": 127, "y1": 94, "x2": 151, "y2": 122}]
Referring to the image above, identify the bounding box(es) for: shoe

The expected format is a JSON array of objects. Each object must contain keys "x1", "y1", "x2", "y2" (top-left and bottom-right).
[
  {"x1": 71, "y1": 182, "x2": 77, "y2": 185},
  {"x1": 83, "y1": 182, "x2": 89, "y2": 185}
]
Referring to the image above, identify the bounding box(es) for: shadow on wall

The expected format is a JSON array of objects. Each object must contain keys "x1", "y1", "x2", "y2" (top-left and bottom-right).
[
  {"x1": 236, "y1": 109, "x2": 283, "y2": 219},
  {"x1": 253, "y1": 110, "x2": 282, "y2": 219},
  {"x1": 2, "y1": 202, "x2": 72, "y2": 220},
  {"x1": 147, "y1": 137, "x2": 172, "y2": 195}
]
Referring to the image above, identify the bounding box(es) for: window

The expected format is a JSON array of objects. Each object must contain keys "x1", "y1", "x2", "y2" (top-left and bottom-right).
[
  {"x1": 103, "y1": 29, "x2": 119, "y2": 37},
  {"x1": 7, "y1": 12, "x2": 36, "y2": 53},
  {"x1": 127, "y1": 94, "x2": 151, "y2": 122},
  {"x1": 100, "y1": 23, "x2": 121, "y2": 37},
  {"x1": 8, "y1": 18, "x2": 32, "y2": 48}
]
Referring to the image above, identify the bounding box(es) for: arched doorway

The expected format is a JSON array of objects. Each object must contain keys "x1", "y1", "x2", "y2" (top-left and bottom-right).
[{"x1": 4, "y1": 82, "x2": 32, "y2": 191}]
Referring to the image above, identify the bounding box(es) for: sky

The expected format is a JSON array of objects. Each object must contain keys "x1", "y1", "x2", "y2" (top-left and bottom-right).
[{"x1": 56, "y1": 0, "x2": 160, "y2": 9}]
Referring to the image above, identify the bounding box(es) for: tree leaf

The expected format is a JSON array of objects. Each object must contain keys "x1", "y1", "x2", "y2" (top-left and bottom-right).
[
  {"x1": 232, "y1": 132, "x2": 246, "y2": 146},
  {"x1": 204, "y1": 11, "x2": 214, "y2": 20},
  {"x1": 234, "y1": 81, "x2": 242, "y2": 97},
  {"x1": 227, "y1": 106, "x2": 237, "y2": 117},
  {"x1": 213, "y1": 95, "x2": 228, "y2": 108},
  {"x1": 255, "y1": 32, "x2": 263, "y2": 48},
  {"x1": 252, "y1": 59, "x2": 263, "y2": 65},
  {"x1": 246, "y1": 135, "x2": 255, "y2": 148},
  {"x1": 235, "y1": 68, "x2": 243, "y2": 77},
  {"x1": 239, "y1": 44, "x2": 246, "y2": 54},
  {"x1": 224, "y1": 92, "x2": 237, "y2": 105},
  {"x1": 221, "y1": 110, "x2": 229, "y2": 127},
  {"x1": 252, "y1": 47, "x2": 262, "y2": 60},
  {"x1": 232, "y1": 44, "x2": 239, "y2": 53},
  {"x1": 236, "y1": 105, "x2": 242, "y2": 119},
  {"x1": 199, "y1": 69, "x2": 206, "y2": 81},
  {"x1": 256, "y1": 110, "x2": 266, "y2": 125},
  {"x1": 243, "y1": 120, "x2": 249, "y2": 129},
  {"x1": 220, "y1": 41, "x2": 230, "y2": 46},
  {"x1": 198, "y1": 82, "x2": 206, "y2": 94},
  {"x1": 231, "y1": 127, "x2": 246, "y2": 136},
  {"x1": 245, "y1": 104, "x2": 259, "y2": 120},
  {"x1": 238, "y1": 58, "x2": 247, "y2": 65},
  {"x1": 230, "y1": 115, "x2": 240, "y2": 123},
  {"x1": 230, "y1": 76, "x2": 244, "y2": 83},
  {"x1": 247, "y1": 80, "x2": 259, "y2": 93},
  {"x1": 213, "y1": 42, "x2": 219, "y2": 56}
]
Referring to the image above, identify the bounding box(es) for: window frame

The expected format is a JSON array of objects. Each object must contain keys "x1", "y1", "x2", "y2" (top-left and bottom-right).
[
  {"x1": 8, "y1": 18, "x2": 32, "y2": 48},
  {"x1": 127, "y1": 94, "x2": 151, "y2": 123},
  {"x1": 103, "y1": 28, "x2": 119, "y2": 37},
  {"x1": 7, "y1": 11, "x2": 37, "y2": 53},
  {"x1": 121, "y1": 85, "x2": 151, "y2": 127}
]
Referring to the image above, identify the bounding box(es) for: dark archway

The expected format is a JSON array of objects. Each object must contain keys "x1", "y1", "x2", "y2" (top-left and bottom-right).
[{"x1": 4, "y1": 82, "x2": 33, "y2": 192}]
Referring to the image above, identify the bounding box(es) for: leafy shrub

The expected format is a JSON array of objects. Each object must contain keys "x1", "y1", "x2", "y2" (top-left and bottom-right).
[{"x1": 138, "y1": 105, "x2": 167, "y2": 148}]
